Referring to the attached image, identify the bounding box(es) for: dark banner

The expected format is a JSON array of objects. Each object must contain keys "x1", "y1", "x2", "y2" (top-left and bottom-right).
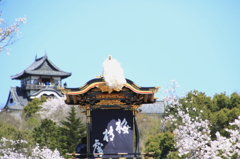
[{"x1": 91, "y1": 109, "x2": 133, "y2": 158}]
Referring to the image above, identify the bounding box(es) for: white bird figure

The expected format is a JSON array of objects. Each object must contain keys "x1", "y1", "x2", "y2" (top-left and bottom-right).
[{"x1": 102, "y1": 55, "x2": 126, "y2": 90}]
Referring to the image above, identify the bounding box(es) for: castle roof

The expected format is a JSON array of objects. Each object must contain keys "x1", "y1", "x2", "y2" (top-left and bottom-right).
[
  {"x1": 4, "y1": 87, "x2": 29, "y2": 110},
  {"x1": 140, "y1": 101, "x2": 165, "y2": 114},
  {"x1": 11, "y1": 54, "x2": 71, "y2": 80}
]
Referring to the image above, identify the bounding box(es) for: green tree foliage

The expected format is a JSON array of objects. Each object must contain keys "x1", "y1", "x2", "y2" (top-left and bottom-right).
[
  {"x1": 210, "y1": 108, "x2": 230, "y2": 138},
  {"x1": 166, "y1": 151, "x2": 181, "y2": 159},
  {"x1": 59, "y1": 106, "x2": 86, "y2": 154},
  {"x1": 163, "y1": 90, "x2": 240, "y2": 139},
  {"x1": 0, "y1": 113, "x2": 22, "y2": 129},
  {"x1": 155, "y1": 90, "x2": 240, "y2": 157},
  {"x1": 0, "y1": 113, "x2": 31, "y2": 142},
  {"x1": 162, "y1": 90, "x2": 212, "y2": 132},
  {"x1": 230, "y1": 92, "x2": 240, "y2": 108},
  {"x1": 136, "y1": 114, "x2": 162, "y2": 151},
  {"x1": 180, "y1": 90, "x2": 212, "y2": 120},
  {"x1": 22, "y1": 96, "x2": 46, "y2": 120},
  {"x1": 212, "y1": 93, "x2": 231, "y2": 111},
  {"x1": 0, "y1": 122, "x2": 23, "y2": 140},
  {"x1": 210, "y1": 93, "x2": 240, "y2": 139},
  {"x1": 0, "y1": 99, "x2": 88, "y2": 157},
  {"x1": 210, "y1": 107, "x2": 240, "y2": 139},
  {"x1": 0, "y1": 120, "x2": 31, "y2": 154},
  {"x1": 32, "y1": 106, "x2": 86, "y2": 156},
  {"x1": 145, "y1": 132, "x2": 177, "y2": 159},
  {"x1": 32, "y1": 119, "x2": 60, "y2": 150},
  {"x1": 21, "y1": 97, "x2": 47, "y2": 132}
]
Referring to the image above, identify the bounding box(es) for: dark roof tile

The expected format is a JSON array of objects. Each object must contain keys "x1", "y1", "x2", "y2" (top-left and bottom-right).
[{"x1": 11, "y1": 55, "x2": 71, "y2": 79}]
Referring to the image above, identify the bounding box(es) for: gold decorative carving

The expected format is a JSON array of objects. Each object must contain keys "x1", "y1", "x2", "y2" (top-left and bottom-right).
[
  {"x1": 121, "y1": 105, "x2": 130, "y2": 108},
  {"x1": 97, "y1": 84, "x2": 113, "y2": 93},
  {"x1": 95, "y1": 74, "x2": 102, "y2": 78},
  {"x1": 150, "y1": 94, "x2": 155, "y2": 102},
  {"x1": 149, "y1": 86, "x2": 160, "y2": 93},
  {"x1": 79, "y1": 105, "x2": 86, "y2": 110},
  {"x1": 96, "y1": 94, "x2": 125, "y2": 99},
  {"x1": 87, "y1": 109, "x2": 90, "y2": 116},
  {"x1": 92, "y1": 105, "x2": 101, "y2": 109},
  {"x1": 79, "y1": 104, "x2": 91, "y2": 110},
  {"x1": 96, "y1": 83, "x2": 120, "y2": 94},
  {"x1": 131, "y1": 104, "x2": 142, "y2": 110},
  {"x1": 91, "y1": 88, "x2": 100, "y2": 91},
  {"x1": 66, "y1": 95, "x2": 71, "y2": 103},
  {"x1": 87, "y1": 117, "x2": 91, "y2": 123},
  {"x1": 59, "y1": 88, "x2": 71, "y2": 94},
  {"x1": 96, "y1": 100, "x2": 125, "y2": 105},
  {"x1": 138, "y1": 94, "x2": 144, "y2": 100}
]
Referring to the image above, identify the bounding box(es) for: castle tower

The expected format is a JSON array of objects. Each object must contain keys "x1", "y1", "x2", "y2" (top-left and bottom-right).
[{"x1": 3, "y1": 54, "x2": 71, "y2": 116}]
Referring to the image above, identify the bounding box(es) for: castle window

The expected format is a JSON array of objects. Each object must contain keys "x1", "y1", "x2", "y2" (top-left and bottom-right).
[
  {"x1": 42, "y1": 78, "x2": 51, "y2": 85},
  {"x1": 10, "y1": 98, "x2": 13, "y2": 103}
]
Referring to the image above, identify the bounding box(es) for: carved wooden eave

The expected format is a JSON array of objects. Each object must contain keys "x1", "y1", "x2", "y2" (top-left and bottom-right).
[{"x1": 60, "y1": 78, "x2": 160, "y2": 111}]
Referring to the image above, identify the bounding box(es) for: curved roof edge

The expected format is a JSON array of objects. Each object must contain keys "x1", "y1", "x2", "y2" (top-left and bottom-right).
[
  {"x1": 3, "y1": 87, "x2": 29, "y2": 110},
  {"x1": 11, "y1": 54, "x2": 71, "y2": 80},
  {"x1": 61, "y1": 78, "x2": 160, "y2": 95},
  {"x1": 30, "y1": 88, "x2": 64, "y2": 98}
]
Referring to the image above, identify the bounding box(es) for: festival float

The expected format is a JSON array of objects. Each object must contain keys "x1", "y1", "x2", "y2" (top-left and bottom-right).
[{"x1": 61, "y1": 56, "x2": 160, "y2": 159}]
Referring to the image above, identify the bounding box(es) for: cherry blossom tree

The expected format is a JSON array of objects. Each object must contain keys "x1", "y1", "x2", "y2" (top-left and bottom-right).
[
  {"x1": 0, "y1": 11, "x2": 26, "y2": 54},
  {"x1": 38, "y1": 98, "x2": 70, "y2": 122},
  {"x1": 38, "y1": 98, "x2": 86, "y2": 124},
  {"x1": 161, "y1": 80, "x2": 240, "y2": 158},
  {"x1": 0, "y1": 137, "x2": 64, "y2": 159}
]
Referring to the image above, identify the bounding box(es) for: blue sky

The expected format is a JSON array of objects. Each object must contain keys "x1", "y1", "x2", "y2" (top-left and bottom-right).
[{"x1": 0, "y1": 0, "x2": 240, "y2": 108}]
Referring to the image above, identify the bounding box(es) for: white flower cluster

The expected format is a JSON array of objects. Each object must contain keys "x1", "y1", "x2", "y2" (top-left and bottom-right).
[
  {"x1": 0, "y1": 137, "x2": 63, "y2": 159},
  {"x1": 38, "y1": 98, "x2": 86, "y2": 124},
  {"x1": 30, "y1": 145, "x2": 63, "y2": 159},
  {"x1": 163, "y1": 81, "x2": 240, "y2": 158},
  {"x1": 162, "y1": 80, "x2": 181, "y2": 107},
  {"x1": 0, "y1": 14, "x2": 26, "y2": 54},
  {"x1": 38, "y1": 98, "x2": 70, "y2": 119}
]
